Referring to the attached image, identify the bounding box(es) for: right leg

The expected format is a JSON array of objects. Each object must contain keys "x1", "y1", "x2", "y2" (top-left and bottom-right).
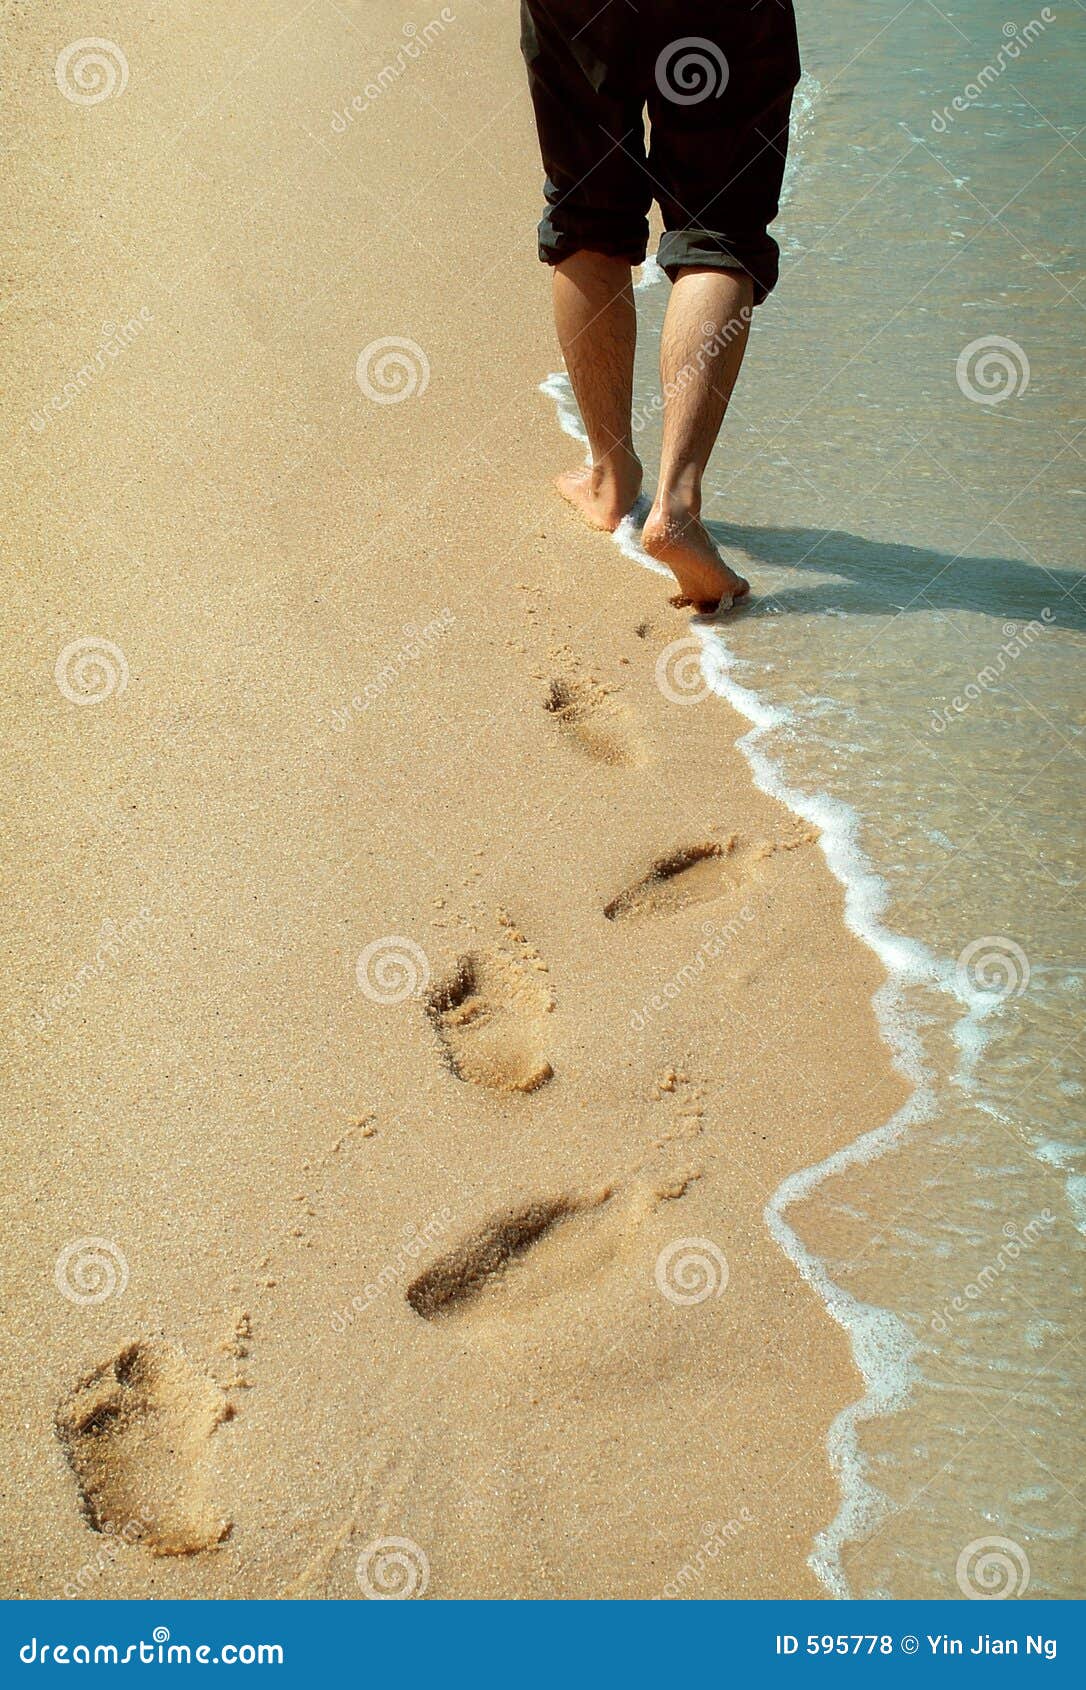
[
  {"x1": 643, "y1": 266, "x2": 753, "y2": 608},
  {"x1": 520, "y1": 0, "x2": 650, "y2": 530},
  {"x1": 643, "y1": 1, "x2": 801, "y2": 608},
  {"x1": 551, "y1": 251, "x2": 643, "y2": 532}
]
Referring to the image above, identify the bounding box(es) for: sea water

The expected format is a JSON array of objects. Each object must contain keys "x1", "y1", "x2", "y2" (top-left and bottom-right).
[{"x1": 545, "y1": 0, "x2": 1084, "y2": 1598}]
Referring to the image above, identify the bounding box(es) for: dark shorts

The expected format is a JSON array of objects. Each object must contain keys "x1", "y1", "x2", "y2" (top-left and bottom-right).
[{"x1": 520, "y1": 0, "x2": 801, "y2": 303}]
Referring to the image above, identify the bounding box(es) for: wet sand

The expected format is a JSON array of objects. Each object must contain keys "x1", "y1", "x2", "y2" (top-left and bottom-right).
[{"x1": 1, "y1": 0, "x2": 905, "y2": 1598}]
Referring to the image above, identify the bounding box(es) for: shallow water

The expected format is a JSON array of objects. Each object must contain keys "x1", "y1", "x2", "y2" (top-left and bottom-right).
[{"x1": 548, "y1": 0, "x2": 1083, "y2": 1598}]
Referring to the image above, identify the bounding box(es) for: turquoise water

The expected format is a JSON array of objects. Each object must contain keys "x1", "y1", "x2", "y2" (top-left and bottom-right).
[{"x1": 549, "y1": 0, "x2": 1084, "y2": 1598}]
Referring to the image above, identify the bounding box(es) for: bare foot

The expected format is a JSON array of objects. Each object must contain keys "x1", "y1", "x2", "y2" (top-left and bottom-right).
[
  {"x1": 641, "y1": 508, "x2": 750, "y2": 613},
  {"x1": 555, "y1": 451, "x2": 643, "y2": 534}
]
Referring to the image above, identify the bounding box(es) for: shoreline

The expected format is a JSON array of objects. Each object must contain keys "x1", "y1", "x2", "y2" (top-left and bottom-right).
[
  {"x1": 4, "y1": 0, "x2": 908, "y2": 1598},
  {"x1": 543, "y1": 371, "x2": 929, "y2": 1598},
  {"x1": 540, "y1": 200, "x2": 948, "y2": 1584}
]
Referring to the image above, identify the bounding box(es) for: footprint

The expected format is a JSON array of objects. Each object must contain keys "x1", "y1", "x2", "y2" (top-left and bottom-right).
[
  {"x1": 406, "y1": 1177, "x2": 695, "y2": 1326},
  {"x1": 604, "y1": 835, "x2": 774, "y2": 921},
  {"x1": 55, "y1": 1340, "x2": 231, "y2": 1555},
  {"x1": 543, "y1": 672, "x2": 650, "y2": 768},
  {"x1": 426, "y1": 919, "x2": 554, "y2": 1094},
  {"x1": 406, "y1": 1187, "x2": 618, "y2": 1322}
]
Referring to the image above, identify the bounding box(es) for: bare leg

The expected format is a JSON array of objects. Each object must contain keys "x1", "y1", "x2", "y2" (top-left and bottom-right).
[
  {"x1": 643, "y1": 267, "x2": 754, "y2": 612},
  {"x1": 551, "y1": 250, "x2": 643, "y2": 532}
]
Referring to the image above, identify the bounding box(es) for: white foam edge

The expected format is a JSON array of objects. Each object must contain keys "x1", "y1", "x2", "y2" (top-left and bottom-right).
[
  {"x1": 532, "y1": 62, "x2": 1045, "y2": 1591},
  {"x1": 695, "y1": 618, "x2": 1010, "y2": 1597},
  {"x1": 536, "y1": 370, "x2": 1010, "y2": 1595}
]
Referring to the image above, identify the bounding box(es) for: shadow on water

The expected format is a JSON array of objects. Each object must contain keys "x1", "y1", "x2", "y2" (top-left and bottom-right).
[{"x1": 705, "y1": 520, "x2": 1086, "y2": 634}]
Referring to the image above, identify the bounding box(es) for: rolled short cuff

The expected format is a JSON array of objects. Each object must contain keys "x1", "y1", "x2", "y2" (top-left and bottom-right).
[
  {"x1": 537, "y1": 181, "x2": 648, "y2": 267},
  {"x1": 656, "y1": 228, "x2": 781, "y2": 305},
  {"x1": 537, "y1": 207, "x2": 649, "y2": 269}
]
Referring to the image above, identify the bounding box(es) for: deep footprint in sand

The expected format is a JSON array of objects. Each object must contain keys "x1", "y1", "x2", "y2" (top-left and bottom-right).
[
  {"x1": 543, "y1": 672, "x2": 650, "y2": 768},
  {"x1": 406, "y1": 1179, "x2": 692, "y2": 1325},
  {"x1": 426, "y1": 921, "x2": 555, "y2": 1093},
  {"x1": 604, "y1": 835, "x2": 780, "y2": 921},
  {"x1": 55, "y1": 1340, "x2": 231, "y2": 1555},
  {"x1": 406, "y1": 1188, "x2": 620, "y2": 1322}
]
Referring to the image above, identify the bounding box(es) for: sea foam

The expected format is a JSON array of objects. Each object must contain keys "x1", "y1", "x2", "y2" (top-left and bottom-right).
[{"x1": 533, "y1": 64, "x2": 1020, "y2": 1599}]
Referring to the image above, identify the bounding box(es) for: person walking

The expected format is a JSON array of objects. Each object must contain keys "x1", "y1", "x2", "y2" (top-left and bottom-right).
[{"x1": 521, "y1": 1, "x2": 801, "y2": 610}]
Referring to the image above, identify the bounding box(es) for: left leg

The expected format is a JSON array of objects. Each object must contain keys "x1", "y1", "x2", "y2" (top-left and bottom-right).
[{"x1": 643, "y1": 266, "x2": 753, "y2": 608}]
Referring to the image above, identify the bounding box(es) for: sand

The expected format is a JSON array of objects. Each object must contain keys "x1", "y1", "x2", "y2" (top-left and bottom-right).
[{"x1": 1, "y1": 0, "x2": 906, "y2": 1599}]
